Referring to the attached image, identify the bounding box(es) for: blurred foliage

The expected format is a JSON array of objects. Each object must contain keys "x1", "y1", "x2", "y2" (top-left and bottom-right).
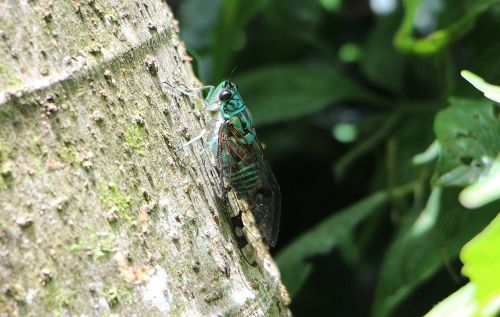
[
  {"x1": 171, "y1": 0, "x2": 500, "y2": 316},
  {"x1": 433, "y1": 97, "x2": 499, "y2": 187},
  {"x1": 426, "y1": 214, "x2": 500, "y2": 317},
  {"x1": 236, "y1": 64, "x2": 382, "y2": 126},
  {"x1": 277, "y1": 185, "x2": 410, "y2": 297}
]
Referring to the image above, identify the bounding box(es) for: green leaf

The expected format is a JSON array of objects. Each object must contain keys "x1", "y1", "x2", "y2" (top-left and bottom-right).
[
  {"x1": 461, "y1": 214, "x2": 500, "y2": 315},
  {"x1": 371, "y1": 188, "x2": 499, "y2": 317},
  {"x1": 461, "y1": 70, "x2": 500, "y2": 103},
  {"x1": 360, "y1": 12, "x2": 404, "y2": 93},
  {"x1": 178, "y1": 0, "x2": 224, "y2": 81},
  {"x1": 235, "y1": 64, "x2": 381, "y2": 126},
  {"x1": 424, "y1": 284, "x2": 477, "y2": 317},
  {"x1": 276, "y1": 185, "x2": 413, "y2": 297},
  {"x1": 319, "y1": 0, "x2": 341, "y2": 13},
  {"x1": 433, "y1": 97, "x2": 500, "y2": 187},
  {"x1": 389, "y1": 112, "x2": 436, "y2": 184},
  {"x1": 211, "y1": 0, "x2": 268, "y2": 81},
  {"x1": 179, "y1": 0, "x2": 267, "y2": 81},
  {"x1": 179, "y1": 0, "x2": 224, "y2": 51}
]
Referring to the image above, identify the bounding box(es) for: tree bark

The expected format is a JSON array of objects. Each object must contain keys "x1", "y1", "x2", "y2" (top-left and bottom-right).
[{"x1": 0, "y1": 1, "x2": 290, "y2": 316}]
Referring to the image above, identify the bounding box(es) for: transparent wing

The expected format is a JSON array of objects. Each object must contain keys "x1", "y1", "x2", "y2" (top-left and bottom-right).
[
  {"x1": 250, "y1": 137, "x2": 281, "y2": 247},
  {"x1": 219, "y1": 124, "x2": 281, "y2": 247}
]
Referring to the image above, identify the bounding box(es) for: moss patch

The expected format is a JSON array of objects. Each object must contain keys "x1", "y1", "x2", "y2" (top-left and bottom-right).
[
  {"x1": 58, "y1": 146, "x2": 80, "y2": 165},
  {"x1": 27, "y1": 135, "x2": 42, "y2": 156},
  {"x1": 0, "y1": 140, "x2": 13, "y2": 164},
  {"x1": 98, "y1": 179, "x2": 134, "y2": 223},
  {"x1": 44, "y1": 280, "x2": 76, "y2": 316},
  {"x1": 0, "y1": 64, "x2": 22, "y2": 91},
  {"x1": 100, "y1": 286, "x2": 133, "y2": 308},
  {"x1": 0, "y1": 162, "x2": 13, "y2": 189},
  {"x1": 124, "y1": 125, "x2": 147, "y2": 157},
  {"x1": 70, "y1": 225, "x2": 116, "y2": 260},
  {"x1": 0, "y1": 140, "x2": 14, "y2": 190}
]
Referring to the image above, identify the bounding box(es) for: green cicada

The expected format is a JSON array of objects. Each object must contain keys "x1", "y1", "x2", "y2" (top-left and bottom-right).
[{"x1": 182, "y1": 81, "x2": 281, "y2": 248}]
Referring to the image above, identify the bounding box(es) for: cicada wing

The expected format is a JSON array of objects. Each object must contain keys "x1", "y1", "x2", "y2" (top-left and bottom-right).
[
  {"x1": 249, "y1": 137, "x2": 281, "y2": 247},
  {"x1": 219, "y1": 125, "x2": 281, "y2": 247}
]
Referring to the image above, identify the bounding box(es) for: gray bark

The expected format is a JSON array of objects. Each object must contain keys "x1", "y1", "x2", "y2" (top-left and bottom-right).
[{"x1": 0, "y1": 1, "x2": 290, "y2": 316}]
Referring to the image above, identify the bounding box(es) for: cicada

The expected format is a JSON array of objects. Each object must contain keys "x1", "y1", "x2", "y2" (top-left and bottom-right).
[{"x1": 182, "y1": 81, "x2": 281, "y2": 248}]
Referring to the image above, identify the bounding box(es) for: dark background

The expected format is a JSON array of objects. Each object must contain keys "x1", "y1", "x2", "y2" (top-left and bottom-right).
[{"x1": 168, "y1": 1, "x2": 500, "y2": 316}]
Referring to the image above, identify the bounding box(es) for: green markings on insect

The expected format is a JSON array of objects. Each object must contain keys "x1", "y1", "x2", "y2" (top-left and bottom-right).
[{"x1": 182, "y1": 80, "x2": 281, "y2": 249}]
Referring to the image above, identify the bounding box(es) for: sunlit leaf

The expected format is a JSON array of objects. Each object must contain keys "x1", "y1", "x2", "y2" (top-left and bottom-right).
[
  {"x1": 424, "y1": 284, "x2": 477, "y2": 317},
  {"x1": 426, "y1": 214, "x2": 500, "y2": 317},
  {"x1": 461, "y1": 214, "x2": 500, "y2": 315},
  {"x1": 461, "y1": 70, "x2": 500, "y2": 103},
  {"x1": 459, "y1": 155, "x2": 500, "y2": 209}
]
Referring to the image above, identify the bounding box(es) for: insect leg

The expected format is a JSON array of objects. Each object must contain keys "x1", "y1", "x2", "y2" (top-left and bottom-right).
[
  {"x1": 178, "y1": 129, "x2": 207, "y2": 152},
  {"x1": 180, "y1": 85, "x2": 213, "y2": 97},
  {"x1": 162, "y1": 81, "x2": 213, "y2": 97}
]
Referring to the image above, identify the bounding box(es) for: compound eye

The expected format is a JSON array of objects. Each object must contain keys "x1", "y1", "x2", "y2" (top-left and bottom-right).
[{"x1": 219, "y1": 90, "x2": 232, "y2": 101}]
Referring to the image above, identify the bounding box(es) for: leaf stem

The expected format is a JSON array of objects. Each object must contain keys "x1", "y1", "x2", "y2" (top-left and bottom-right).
[
  {"x1": 394, "y1": 0, "x2": 497, "y2": 55},
  {"x1": 334, "y1": 113, "x2": 402, "y2": 180}
]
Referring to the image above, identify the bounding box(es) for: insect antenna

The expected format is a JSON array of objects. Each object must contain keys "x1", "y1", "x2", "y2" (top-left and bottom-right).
[{"x1": 228, "y1": 66, "x2": 239, "y2": 83}]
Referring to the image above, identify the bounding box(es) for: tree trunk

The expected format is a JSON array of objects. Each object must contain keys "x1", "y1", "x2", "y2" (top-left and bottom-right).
[{"x1": 0, "y1": 1, "x2": 290, "y2": 316}]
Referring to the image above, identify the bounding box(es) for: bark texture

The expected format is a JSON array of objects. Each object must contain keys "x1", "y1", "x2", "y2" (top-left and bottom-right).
[{"x1": 0, "y1": 1, "x2": 290, "y2": 316}]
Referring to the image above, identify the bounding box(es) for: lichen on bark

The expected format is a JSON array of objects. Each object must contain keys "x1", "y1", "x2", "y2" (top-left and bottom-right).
[{"x1": 0, "y1": 1, "x2": 289, "y2": 316}]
